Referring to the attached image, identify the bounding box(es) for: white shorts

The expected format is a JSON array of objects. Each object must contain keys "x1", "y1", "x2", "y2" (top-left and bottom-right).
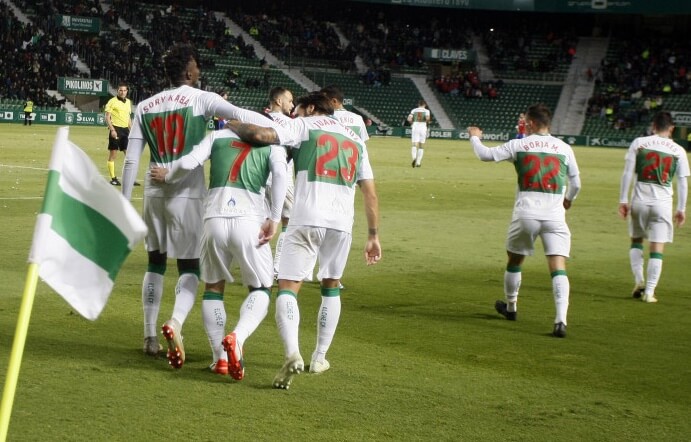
[
  {"x1": 411, "y1": 125, "x2": 428, "y2": 144},
  {"x1": 629, "y1": 200, "x2": 673, "y2": 243},
  {"x1": 200, "y1": 217, "x2": 273, "y2": 287},
  {"x1": 506, "y1": 218, "x2": 571, "y2": 257},
  {"x1": 277, "y1": 225, "x2": 352, "y2": 281},
  {"x1": 143, "y1": 196, "x2": 203, "y2": 259}
]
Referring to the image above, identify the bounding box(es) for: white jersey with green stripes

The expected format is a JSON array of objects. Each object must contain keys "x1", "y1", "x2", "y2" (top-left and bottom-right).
[
  {"x1": 130, "y1": 85, "x2": 230, "y2": 198},
  {"x1": 408, "y1": 106, "x2": 430, "y2": 126},
  {"x1": 129, "y1": 85, "x2": 285, "y2": 199},
  {"x1": 333, "y1": 108, "x2": 370, "y2": 143},
  {"x1": 626, "y1": 134, "x2": 690, "y2": 205},
  {"x1": 170, "y1": 129, "x2": 287, "y2": 222},
  {"x1": 487, "y1": 134, "x2": 580, "y2": 221},
  {"x1": 288, "y1": 115, "x2": 374, "y2": 233}
]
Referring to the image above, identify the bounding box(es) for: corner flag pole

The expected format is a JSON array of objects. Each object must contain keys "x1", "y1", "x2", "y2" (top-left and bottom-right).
[{"x1": 0, "y1": 263, "x2": 40, "y2": 442}]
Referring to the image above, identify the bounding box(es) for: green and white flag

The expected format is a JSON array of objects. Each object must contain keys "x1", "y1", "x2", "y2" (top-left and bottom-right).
[{"x1": 28, "y1": 127, "x2": 147, "y2": 320}]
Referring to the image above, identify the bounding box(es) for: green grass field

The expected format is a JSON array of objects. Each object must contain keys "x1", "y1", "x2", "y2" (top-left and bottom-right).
[{"x1": 1, "y1": 124, "x2": 690, "y2": 441}]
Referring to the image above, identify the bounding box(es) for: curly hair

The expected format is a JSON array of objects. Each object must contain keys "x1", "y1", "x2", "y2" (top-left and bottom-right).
[{"x1": 163, "y1": 44, "x2": 200, "y2": 86}]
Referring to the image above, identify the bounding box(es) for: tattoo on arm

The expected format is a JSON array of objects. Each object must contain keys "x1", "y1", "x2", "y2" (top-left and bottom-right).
[{"x1": 230, "y1": 121, "x2": 279, "y2": 145}]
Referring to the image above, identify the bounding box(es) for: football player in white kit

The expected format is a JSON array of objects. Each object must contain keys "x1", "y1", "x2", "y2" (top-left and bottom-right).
[
  {"x1": 407, "y1": 100, "x2": 431, "y2": 167},
  {"x1": 619, "y1": 111, "x2": 689, "y2": 303},
  {"x1": 233, "y1": 92, "x2": 382, "y2": 389},
  {"x1": 468, "y1": 103, "x2": 581, "y2": 338},
  {"x1": 320, "y1": 85, "x2": 370, "y2": 142},
  {"x1": 149, "y1": 120, "x2": 289, "y2": 379},
  {"x1": 265, "y1": 87, "x2": 296, "y2": 279},
  {"x1": 122, "y1": 43, "x2": 289, "y2": 369}
]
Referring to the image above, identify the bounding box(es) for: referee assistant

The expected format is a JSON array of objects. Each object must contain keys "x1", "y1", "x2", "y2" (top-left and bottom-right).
[{"x1": 105, "y1": 83, "x2": 133, "y2": 186}]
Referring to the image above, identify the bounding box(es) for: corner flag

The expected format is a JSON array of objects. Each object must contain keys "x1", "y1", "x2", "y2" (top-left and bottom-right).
[
  {"x1": 29, "y1": 126, "x2": 147, "y2": 320},
  {"x1": 1, "y1": 127, "x2": 146, "y2": 441}
]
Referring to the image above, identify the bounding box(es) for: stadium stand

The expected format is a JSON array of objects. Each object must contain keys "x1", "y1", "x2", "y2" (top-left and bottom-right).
[
  {"x1": 0, "y1": 2, "x2": 75, "y2": 109},
  {"x1": 303, "y1": 70, "x2": 432, "y2": 128},
  {"x1": 582, "y1": 33, "x2": 691, "y2": 138},
  {"x1": 481, "y1": 25, "x2": 578, "y2": 83},
  {"x1": 5, "y1": 0, "x2": 691, "y2": 142},
  {"x1": 437, "y1": 82, "x2": 562, "y2": 132}
]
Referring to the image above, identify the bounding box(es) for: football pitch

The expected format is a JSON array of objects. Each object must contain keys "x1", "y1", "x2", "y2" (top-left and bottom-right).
[{"x1": 1, "y1": 124, "x2": 690, "y2": 441}]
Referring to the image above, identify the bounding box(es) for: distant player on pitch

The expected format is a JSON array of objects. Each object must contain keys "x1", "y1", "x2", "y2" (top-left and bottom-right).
[{"x1": 407, "y1": 100, "x2": 431, "y2": 167}]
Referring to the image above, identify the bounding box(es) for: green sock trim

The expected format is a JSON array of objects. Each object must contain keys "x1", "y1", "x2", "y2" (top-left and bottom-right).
[
  {"x1": 147, "y1": 264, "x2": 166, "y2": 275},
  {"x1": 506, "y1": 265, "x2": 521, "y2": 273},
  {"x1": 630, "y1": 243, "x2": 644, "y2": 250},
  {"x1": 321, "y1": 287, "x2": 341, "y2": 297},
  {"x1": 551, "y1": 270, "x2": 567, "y2": 278},
  {"x1": 277, "y1": 289, "x2": 297, "y2": 299},
  {"x1": 650, "y1": 252, "x2": 663, "y2": 260},
  {"x1": 203, "y1": 291, "x2": 223, "y2": 301},
  {"x1": 281, "y1": 226, "x2": 287, "y2": 232}
]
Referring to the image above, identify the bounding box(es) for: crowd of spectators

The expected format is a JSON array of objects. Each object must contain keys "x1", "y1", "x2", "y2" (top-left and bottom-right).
[
  {"x1": 481, "y1": 22, "x2": 578, "y2": 76},
  {"x1": 229, "y1": 5, "x2": 352, "y2": 70},
  {"x1": 433, "y1": 70, "x2": 501, "y2": 99},
  {"x1": 1, "y1": 3, "x2": 78, "y2": 108},
  {"x1": 6, "y1": 0, "x2": 691, "y2": 131},
  {"x1": 339, "y1": 10, "x2": 473, "y2": 72},
  {"x1": 6, "y1": 0, "x2": 265, "y2": 106},
  {"x1": 586, "y1": 35, "x2": 691, "y2": 132}
]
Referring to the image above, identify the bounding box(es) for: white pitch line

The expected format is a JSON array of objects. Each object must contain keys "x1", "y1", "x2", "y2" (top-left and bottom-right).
[
  {"x1": 0, "y1": 197, "x2": 43, "y2": 200},
  {"x1": 0, "y1": 164, "x2": 49, "y2": 171},
  {"x1": 0, "y1": 196, "x2": 144, "y2": 201}
]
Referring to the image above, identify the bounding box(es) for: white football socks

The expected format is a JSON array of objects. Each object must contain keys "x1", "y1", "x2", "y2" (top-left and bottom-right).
[
  {"x1": 312, "y1": 293, "x2": 341, "y2": 363},
  {"x1": 233, "y1": 289, "x2": 270, "y2": 347},
  {"x1": 645, "y1": 257, "x2": 663, "y2": 296},
  {"x1": 629, "y1": 247, "x2": 645, "y2": 287},
  {"x1": 202, "y1": 295, "x2": 226, "y2": 362},
  {"x1": 171, "y1": 273, "x2": 199, "y2": 326},
  {"x1": 275, "y1": 291, "x2": 300, "y2": 358},
  {"x1": 504, "y1": 270, "x2": 521, "y2": 312},
  {"x1": 142, "y1": 272, "x2": 164, "y2": 338},
  {"x1": 552, "y1": 273, "x2": 570, "y2": 325}
]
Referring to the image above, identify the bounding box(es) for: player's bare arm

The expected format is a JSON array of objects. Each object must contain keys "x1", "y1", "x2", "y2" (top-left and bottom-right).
[
  {"x1": 359, "y1": 179, "x2": 381, "y2": 265},
  {"x1": 226, "y1": 120, "x2": 280, "y2": 145}
]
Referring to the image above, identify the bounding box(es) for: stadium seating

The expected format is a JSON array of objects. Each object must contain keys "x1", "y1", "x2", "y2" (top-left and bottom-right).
[
  {"x1": 437, "y1": 83, "x2": 562, "y2": 132},
  {"x1": 581, "y1": 33, "x2": 691, "y2": 139},
  {"x1": 303, "y1": 71, "x2": 431, "y2": 127},
  {"x1": 6, "y1": 0, "x2": 691, "y2": 142}
]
